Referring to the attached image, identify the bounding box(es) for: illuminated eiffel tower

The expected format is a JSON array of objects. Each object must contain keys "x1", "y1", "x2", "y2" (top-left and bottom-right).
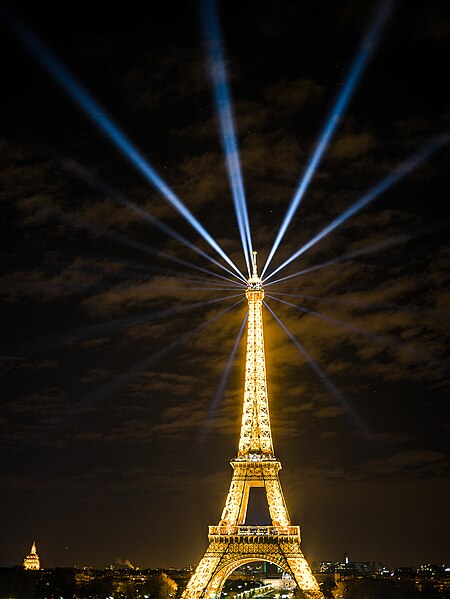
[{"x1": 182, "y1": 253, "x2": 323, "y2": 599}]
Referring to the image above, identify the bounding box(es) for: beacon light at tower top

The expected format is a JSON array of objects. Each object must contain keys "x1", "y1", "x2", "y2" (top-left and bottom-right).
[{"x1": 246, "y1": 251, "x2": 264, "y2": 293}]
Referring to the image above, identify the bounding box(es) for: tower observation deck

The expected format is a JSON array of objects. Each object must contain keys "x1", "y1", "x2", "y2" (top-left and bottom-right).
[{"x1": 182, "y1": 252, "x2": 323, "y2": 599}]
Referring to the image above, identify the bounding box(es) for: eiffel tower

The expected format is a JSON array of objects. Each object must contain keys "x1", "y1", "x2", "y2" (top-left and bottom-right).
[{"x1": 182, "y1": 253, "x2": 323, "y2": 599}]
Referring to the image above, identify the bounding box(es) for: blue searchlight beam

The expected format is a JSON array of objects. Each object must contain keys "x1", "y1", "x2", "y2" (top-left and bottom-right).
[
  {"x1": 264, "y1": 131, "x2": 450, "y2": 282},
  {"x1": 12, "y1": 14, "x2": 246, "y2": 283},
  {"x1": 61, "y1": 159, "x2": 245, "y2": 285},
  {"x1": 201, "y1": 0, "x2": 253, "y2": 274},
  {"x1": 262, "y1": 0, "x2": 394, "y2": 277},
  {"x1": 50, "y1": 203, "x2": 243, "y2": 287},
  {"x1": 200, "y1": 310, "x2": 248, "y2": 441}
]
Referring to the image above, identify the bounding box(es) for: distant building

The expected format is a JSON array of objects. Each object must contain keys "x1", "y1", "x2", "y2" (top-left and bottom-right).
[
  {"x1": 23, "y1": 542, "x2": 40, "y2": 570},
  {"x1": 418, "y1": 564, "x2": 444, "y2": 575},
  {"x1": 318, "y1": 553, "x2": 383, "y2": 575}
]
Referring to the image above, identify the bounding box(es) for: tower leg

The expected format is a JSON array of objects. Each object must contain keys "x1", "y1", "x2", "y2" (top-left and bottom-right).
[
  {"x1": 181, "y1": 542, "x2": 224, "y2": 599},
  {"x1": 284, "y1": 553, "x2": 323, "y2": 599}
]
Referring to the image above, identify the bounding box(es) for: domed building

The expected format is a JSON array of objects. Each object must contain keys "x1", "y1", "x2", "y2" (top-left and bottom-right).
[{"x1": 23, "y1": 542, "x2": 40, "y2": 570}]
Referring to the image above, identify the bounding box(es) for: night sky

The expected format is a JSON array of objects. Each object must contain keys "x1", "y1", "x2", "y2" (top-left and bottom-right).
[{"x1": 1, "y1": 0, "x2": 449, "y2": 571}]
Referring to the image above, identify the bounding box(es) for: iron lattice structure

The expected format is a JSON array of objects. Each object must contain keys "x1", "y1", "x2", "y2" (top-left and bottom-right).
[{"x1": 182, "y1": 254, "x2": 323, "y2": 599}]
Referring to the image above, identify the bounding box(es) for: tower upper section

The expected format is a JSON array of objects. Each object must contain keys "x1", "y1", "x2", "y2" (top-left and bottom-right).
[
  {"x1": 238, "y1": 252, "x2": 274, "y2": 459},
  {"x1": 246, "y1": 251, "x2": 264, "y2": 299}
]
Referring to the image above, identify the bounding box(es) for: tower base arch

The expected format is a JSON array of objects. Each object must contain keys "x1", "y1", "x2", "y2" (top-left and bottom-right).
[{"x1": 182, "y1": 528, "x2": 322, "y2": 599}]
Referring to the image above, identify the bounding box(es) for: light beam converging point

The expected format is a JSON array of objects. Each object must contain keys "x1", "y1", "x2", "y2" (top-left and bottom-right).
[
  {"x1": 199, "y1": 310, "x2": 248, "y2": 442},
  {"x1": 10, "y1": 14, "x2": 247, "y2": 284},
  {"x1": 61, "y1": 159, "x2": 246, "y2": 285},
  {"x1": 261, "y1": 0, "x2": 394, "y2": 277},
  {"x1": 264, "y1": 301, "x2": 370, "y2": 436},
  {"x1": 264, "y1": 131, "x2": 450, "y2": 282},
  {"x1": 201, "y1": 0, "x2": 253, "y2": 274}
]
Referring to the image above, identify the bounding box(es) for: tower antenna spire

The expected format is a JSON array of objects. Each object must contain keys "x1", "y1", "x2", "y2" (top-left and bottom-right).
[{"x1": 252, "y1": 250, "x2": 258, "y2": 277}]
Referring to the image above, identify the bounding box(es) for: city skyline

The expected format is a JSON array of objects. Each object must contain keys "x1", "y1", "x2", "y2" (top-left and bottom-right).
[
  {"x1": 8, "y1": 541, "x2": 450, "y2": 571},
  {"x1": 0, "y1": 0, "x2": 449, "y2": 571}
]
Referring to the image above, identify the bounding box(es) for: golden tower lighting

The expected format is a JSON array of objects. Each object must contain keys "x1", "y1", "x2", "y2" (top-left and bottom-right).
[
  {"x1": 182, "y1": 252, "x2": 323, "y2": 599},
  {"x1": 23, "y1": 541, "x2": 40, "y2": 570}
]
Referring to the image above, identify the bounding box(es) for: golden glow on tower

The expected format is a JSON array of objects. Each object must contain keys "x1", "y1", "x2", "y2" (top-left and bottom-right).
[
  {"x1": 182, "y1": 253, "x2": 323, "y2": 599},
  {"x1": 23, "y1": 542, "x2": 40, "y2": 570},
  {"x1": 239, "y1": 251, "x2": 272, "y2": 457}
]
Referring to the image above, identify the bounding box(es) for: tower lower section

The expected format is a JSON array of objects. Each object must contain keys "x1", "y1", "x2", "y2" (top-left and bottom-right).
[{"x1": 181, "y1": 527, "x2": 322, "y2": 599}]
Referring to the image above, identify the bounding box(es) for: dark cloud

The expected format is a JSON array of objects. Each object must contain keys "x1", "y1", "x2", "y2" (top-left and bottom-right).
[
  {"x1": 0, "y1": 356, "x2": 57, "y2": 375},
  {"x1": 264, "y1": 78, "x2": 324, "y2": 113},
  {"x1": 328, "y1": 129, "x2": 376, "y2": 160},
  {"x1": 79, "y1": 368, "x2": 111, "y2": 384}
]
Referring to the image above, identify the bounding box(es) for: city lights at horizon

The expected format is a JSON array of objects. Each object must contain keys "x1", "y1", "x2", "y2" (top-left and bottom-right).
[{"x1": 14, "y1": 538, "x2": 450, "y2": 572}]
